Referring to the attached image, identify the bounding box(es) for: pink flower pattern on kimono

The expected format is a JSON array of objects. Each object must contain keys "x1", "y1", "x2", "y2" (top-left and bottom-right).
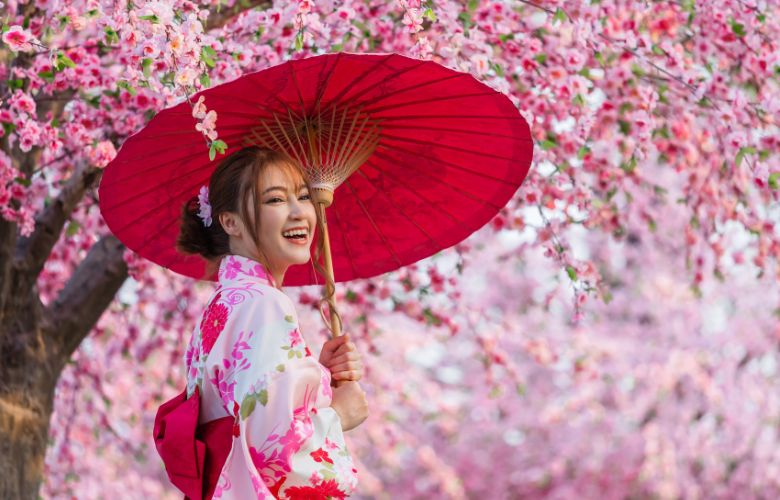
[
  {"x1": 278, "y1": 385, "x2": 316, "y2": 465},
  {"x1": 200, "y1": 291, "x2": 229, "y2": 354},
  {"x1": 209, "y1": 330, "x2": 253, "y2": 408},
  {"x1": 318, "y1": 364, "x2": 333, "y2": 400},
  {"x1": 250, "y1": 435, "x2": 290, "y2": 484}
]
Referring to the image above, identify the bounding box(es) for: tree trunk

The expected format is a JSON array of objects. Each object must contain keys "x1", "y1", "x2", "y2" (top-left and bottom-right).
[
  {"x1": 0, "y1": 355, "x2": 57, "y2": 498},
  {"x1": 0, "y1": 235, "x2": 129, "y2": 499},
  {"x1": 0, "y1": 265, "x2": 60, "y2": 498}
]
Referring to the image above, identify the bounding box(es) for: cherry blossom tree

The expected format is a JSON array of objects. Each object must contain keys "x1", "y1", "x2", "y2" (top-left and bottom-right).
[{"x1": 1, "y1": 0, "x2": 778, "y2": 498}]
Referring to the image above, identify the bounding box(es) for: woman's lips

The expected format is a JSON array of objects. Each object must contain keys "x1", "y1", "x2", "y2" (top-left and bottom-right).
[{"x1": 284, "y1": 234, "x2": 309, "y2": 245}]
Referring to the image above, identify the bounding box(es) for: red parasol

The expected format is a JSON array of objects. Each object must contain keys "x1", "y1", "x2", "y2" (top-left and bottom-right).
[{"x1": 99, "y1": 52, "x2": 532, "y2": 333}]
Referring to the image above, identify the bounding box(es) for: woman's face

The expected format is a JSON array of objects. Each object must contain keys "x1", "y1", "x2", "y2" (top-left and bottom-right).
[{"x1": 252, "y1": 163, "x2": 317, "y2": 276}]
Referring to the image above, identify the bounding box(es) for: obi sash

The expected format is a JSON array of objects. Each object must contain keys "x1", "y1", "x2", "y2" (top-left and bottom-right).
[{"x1": 153, "y1": 386, "x2": 236, "y2": 500}]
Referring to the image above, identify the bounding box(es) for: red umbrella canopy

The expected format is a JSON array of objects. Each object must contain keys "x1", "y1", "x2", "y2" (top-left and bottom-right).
[{"x1": 99, "y1": 52, "x2": 533, "y2": 286}]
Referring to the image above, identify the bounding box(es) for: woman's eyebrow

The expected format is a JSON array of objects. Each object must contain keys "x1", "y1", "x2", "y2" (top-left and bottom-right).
[{"x1": 261, "y1": 184, "x2": 309, "y2": 195}]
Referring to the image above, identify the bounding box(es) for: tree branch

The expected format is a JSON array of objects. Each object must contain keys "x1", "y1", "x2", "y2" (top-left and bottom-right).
[
  {"x1": 14, "y1": 162, "x2": 101, "y2": 282},
  {"x1": 43, "y1": 235, "x2": 128, "y2": 361},
  {"x1": 204, "y1": 0, "x2": 272, "y2": 31}
]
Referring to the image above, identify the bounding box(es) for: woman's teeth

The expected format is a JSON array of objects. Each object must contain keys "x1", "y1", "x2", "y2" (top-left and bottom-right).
[{"x1": 282, "y1": 229, "x2": 308, "y2": 240}]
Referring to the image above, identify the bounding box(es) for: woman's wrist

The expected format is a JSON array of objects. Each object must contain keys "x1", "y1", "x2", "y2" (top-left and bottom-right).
[{"x1": 330, "y1": 403, "x2": 352, "y2": 432}]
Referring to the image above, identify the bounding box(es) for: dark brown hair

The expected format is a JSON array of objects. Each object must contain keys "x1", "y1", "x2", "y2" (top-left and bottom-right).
[{"x1": 176, "y1": 146, "x2": 329, "y2": 293}]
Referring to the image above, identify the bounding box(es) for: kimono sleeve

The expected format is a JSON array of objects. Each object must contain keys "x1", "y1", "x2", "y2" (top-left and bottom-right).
[{"x1": 225, "y1": 289, "x2": 358, "y2": 499}]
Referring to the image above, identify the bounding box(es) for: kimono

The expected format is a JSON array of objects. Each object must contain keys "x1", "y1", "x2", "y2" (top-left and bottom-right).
[{"x1": 183, "y1": 253, "x2": 358, "y2": 499}]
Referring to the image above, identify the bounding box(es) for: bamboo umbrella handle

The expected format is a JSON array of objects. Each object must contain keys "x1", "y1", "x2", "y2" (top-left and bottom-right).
[
  {"x1": 313, "y1": 192, "x2": 350, "y2": 389},
  {"x1": 315, "y1": 200, "x2": 342, "y2": 338}
]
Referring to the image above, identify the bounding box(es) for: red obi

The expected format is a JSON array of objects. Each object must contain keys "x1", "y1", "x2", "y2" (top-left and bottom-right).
[{"x1": 153, "y1": 386, "x2": 235, "y2": 500}]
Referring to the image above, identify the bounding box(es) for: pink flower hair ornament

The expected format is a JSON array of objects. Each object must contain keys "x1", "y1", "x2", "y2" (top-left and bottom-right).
[{"x1": 197, "y1": 185, "x2": 213, "y2": 227}]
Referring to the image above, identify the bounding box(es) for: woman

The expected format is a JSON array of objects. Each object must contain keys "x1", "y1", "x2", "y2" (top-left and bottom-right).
[{"x1": 176, "y1": 146, "x2": 369, "y2": 499}]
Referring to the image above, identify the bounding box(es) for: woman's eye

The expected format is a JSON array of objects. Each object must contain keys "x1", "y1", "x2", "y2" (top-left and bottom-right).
[
  {"x1": 266, "y1": 197, "x2": 283, "y2": 203},
  {"x1": 299, "y1": 193, "x2": 311, "y2": 201}
]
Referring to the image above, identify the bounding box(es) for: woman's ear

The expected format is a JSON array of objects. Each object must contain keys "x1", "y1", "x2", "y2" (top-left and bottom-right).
[{"x1": 219, "y1": 212, "x2": 242, "y2": 237}]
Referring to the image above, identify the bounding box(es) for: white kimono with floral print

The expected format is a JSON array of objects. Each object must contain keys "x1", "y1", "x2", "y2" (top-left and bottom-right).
[{"x1": 184, "y1": 254, "x2": 358, "y2": 499}]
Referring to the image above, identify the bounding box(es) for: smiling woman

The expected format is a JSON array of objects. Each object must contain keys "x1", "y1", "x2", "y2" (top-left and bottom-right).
[{"x1": 167, "y1": 146, "x2": 368, "y2": 498}]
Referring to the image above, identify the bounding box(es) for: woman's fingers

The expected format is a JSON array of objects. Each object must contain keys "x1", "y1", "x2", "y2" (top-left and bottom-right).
[
  {"x1": 331, "y1": 340, "x2": 358, "y2": 358},
  {"x1": 318, "y1": 335, "x2": 350, "y2": 365},
  {"x1": 326, "y1": 351, "x2": 359, "y2": 367},
  {"x1": 332, "y1": 366, "x2": 364, "y2": 381},
  {"x1": 328, "y1": 360, "x2": 362, "y2": 374}
]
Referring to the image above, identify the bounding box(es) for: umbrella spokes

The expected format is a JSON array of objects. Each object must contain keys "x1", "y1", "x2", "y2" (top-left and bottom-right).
[{"x1": 244, "y1": 102, "x2": 382, "y2": 197}]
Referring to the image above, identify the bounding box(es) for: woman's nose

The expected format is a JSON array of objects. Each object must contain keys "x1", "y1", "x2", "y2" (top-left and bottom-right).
[{"x1": 289, "y1": 197, "x2": 305, "y2": 218}]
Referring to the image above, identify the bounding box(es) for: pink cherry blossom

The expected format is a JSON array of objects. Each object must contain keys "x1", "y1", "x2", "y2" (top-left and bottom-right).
[{"x1": 2, "y1": 25, "x2": 36, "y2": 53}]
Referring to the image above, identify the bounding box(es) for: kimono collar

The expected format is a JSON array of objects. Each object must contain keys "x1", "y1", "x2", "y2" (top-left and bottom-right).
[{"x1": 217, "y1": 254, "x2": 276, "y2": 288}]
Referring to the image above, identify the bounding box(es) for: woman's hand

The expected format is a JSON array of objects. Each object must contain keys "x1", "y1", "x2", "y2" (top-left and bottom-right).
[
  {"x1": 330, "y1": 381, "x2": 368, "y2": 432},
  {"x1": 318, "y1": 334, "x2": 364, "y2": 383}
]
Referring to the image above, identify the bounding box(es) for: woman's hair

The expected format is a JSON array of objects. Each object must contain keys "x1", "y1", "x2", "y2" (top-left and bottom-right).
[{"x1": 176, "y1": 146, "x2": 330, "y2": 294}]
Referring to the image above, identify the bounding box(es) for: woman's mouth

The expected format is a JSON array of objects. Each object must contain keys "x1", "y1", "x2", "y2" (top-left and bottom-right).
[{"x1": 282, "y1": 228, "x2": 309, "y2": 245}]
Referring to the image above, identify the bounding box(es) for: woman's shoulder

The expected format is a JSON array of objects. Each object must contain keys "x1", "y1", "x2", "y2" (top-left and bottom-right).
[{"x1": 227, "y1": 282, "x2": 297, "y2": 320}]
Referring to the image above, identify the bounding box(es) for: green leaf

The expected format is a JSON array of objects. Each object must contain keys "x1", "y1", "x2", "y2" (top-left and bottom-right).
[
  {"x1": 66, "y1": 221, "x2": 80, "y2": 237},
  {"x1": 621, "y1": 156, "x2": 637, "y2": 174},
  {"x1": 651, "y1": 44, "x2": 665, "y2": 56},
  {"x1": 284, "y1": 314, "x2": 294, "y2": 323},
  {"x1": 647, "y1": 217, "x2": 657, "y2": 232},
  {"x1": 294, "y1": 31, "x2": 304, "y2": 51},
  {"x1": 288, "y1": 350, "x2": 295, "y2": 359},
  {"x1": 276, "y1": 364, "x2": 285, "y2": 372},
  {"x1": 138, "y1": 14, "x2": 159, "y2": 23},
  {"x1": 553, "y1": 7, "x2": 566, "y2": 24},
  {"x1": 320, "y1": 468, "x2": 337, "y2": 480},
  {"x1": 240, "y1": 395, "x2": 257, "y2": 420},
  {"x1": 565, "y1": 265, "x2": 578, "y2": 281},
  {"x1": 37, "y1": 71, "x2": 55, "y2": 82},
  {"x1": 8, "y1": 78, "x2": 24, "y2": 90},
  {"x1": 56, "y1": 52, "x2": 76, "y2": 70},
  {"x1": 199, "y1": 72, "x2": 210, "y2": 88},
  {"x1": 116, "y1": 80, "x2": 136, "y2": 96},
  {"x1": 201, "y1": 45, "x2": 217, "y2": 68},
  {"x1": 142, "y1": 58, "x2": 153, "y2": 78},
  {"x1": 768, "y1": 172, "x2": 779, "y2": 190},
  {"x1": 533, "y1": 53, "x2": 547, "y2": 64},
  {"x1": 424, "y1": 7, "x2": 436, "y2": 22},
  {"x1": 2, "y1": 122, "x2": 16, "y2": 136},
  {"x1": 211, "y1": 139, "x2": 227, "y2": 154},
  {"x1": 14, "y1": 176, "x2": 31, "y2": 187},
  {"x1": 258, "y1": 389, "x2": 268, "y2": 406},
  {"x1": 577, "y1": 146, "x2": 591, "y2": 160},
  {"x1": 540, "y1": 139, "x2": 556, "y2": 150},
  {"x1": 735, "y1": 146, "x2": 756, "y2": 167},
  {"x1": 730, "y1": 20, "x2": 746, "y2": 37},
  {"x1": 103, "y1": 26, "x2": 119, "y2": 44},
  {"x1": 208, "y1": 142, "x2": 216, "y2": 161}
]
